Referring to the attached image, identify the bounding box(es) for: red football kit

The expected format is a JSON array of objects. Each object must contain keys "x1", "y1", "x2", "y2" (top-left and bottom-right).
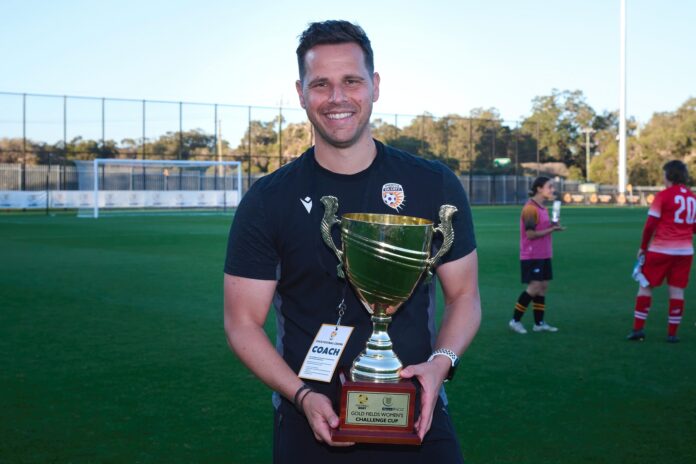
[
  {"x1": 641, "y1": 184, "x2": 696, "y2": 288},
  {"x1": 633, "y1": 183, "x2": 695, "y2": 338}
]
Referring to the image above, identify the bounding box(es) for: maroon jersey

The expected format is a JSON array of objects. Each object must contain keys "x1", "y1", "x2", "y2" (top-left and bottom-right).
[{"x1": 647, "y1": 184, "x2": 696, "y2": 255}]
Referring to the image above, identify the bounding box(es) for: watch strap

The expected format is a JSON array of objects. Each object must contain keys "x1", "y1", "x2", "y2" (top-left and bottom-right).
[
  {"x1": 427, "y1": 348, "x2": 458, "y2": 366},
  {"x1": 428, "y1": 348, "x2": 459, "y2": 381}
]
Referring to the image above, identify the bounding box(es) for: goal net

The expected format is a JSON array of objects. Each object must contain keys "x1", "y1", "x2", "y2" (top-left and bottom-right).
[{"x1": 75, "y1": 159, "x2": 243, "y2": 218}]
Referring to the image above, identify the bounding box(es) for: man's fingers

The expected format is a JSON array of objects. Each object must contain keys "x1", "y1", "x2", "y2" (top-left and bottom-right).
[
  {"x1": 305, "y1": 393, "x2": 355, "y2": 447},
  {"x1": 312, "y1": 416, "x2": 354, "y2": 446},
  {"x1": 400, "y1": 361, "x2": 445, "y2": 439},
  {"x1": 415, "y1": 412, "x2": 434, "y2": 440},
  {"x1": 415, "y1": 396, "x2": 435, "y2": 439},
  {"x1": 400, "y1": 363, "x2": 426, "y2": 379}
]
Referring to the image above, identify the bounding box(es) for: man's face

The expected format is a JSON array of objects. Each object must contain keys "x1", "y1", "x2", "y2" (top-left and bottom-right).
[{"x1": 296, "y1": 42, "x2": 380, "y2": 149}]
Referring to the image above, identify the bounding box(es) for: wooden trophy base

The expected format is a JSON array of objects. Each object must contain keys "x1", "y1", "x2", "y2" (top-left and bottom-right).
[{"x1": 331, "y1": 369, "x2": 421, "y2": 445}]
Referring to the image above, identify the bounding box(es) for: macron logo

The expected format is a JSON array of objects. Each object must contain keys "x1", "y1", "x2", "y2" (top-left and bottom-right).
[{"x1": 300, "y1": 196, "x2": 312, "y2": 214}]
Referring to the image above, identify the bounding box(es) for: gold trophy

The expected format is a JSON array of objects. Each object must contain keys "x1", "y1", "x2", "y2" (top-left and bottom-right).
[{"x1": 320, "y1": 196, "x2": 456, "y2": 444}]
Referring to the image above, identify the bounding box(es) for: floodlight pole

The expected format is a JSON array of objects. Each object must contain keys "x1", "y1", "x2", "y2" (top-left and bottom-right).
[
  {"x1": 618, "y1": 0, "x2": 627, "y2": 193},
  {"x1": 22, "y1": 93, "x2": 26, "y2": 191},
  {"x1": 583, "y1": 127, "x2": 595, "y2": 182}
]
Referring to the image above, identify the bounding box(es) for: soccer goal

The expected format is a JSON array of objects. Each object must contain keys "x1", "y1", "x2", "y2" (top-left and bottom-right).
[{"x1": 74, "y1": 159, "x2": 243, "y2": 218}]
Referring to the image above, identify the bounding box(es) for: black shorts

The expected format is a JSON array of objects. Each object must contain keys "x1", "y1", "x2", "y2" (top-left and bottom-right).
[{"x1": 520, "y1": 258, "x2": 553, "y2": 283}]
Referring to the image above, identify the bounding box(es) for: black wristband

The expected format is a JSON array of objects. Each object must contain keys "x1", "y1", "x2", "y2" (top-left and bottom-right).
[
  {"x1": 293, "y1": 384, "x2": 312, "y2": 412},
  {"x1": 299, "y1": 388, "x2": 313, "y2": 413}
]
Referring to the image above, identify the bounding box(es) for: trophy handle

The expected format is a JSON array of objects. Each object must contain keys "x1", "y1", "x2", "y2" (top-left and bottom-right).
[
  {"x1": 425, "y1": 204, "x2": 458, "y2": 280},
  {"x1": 320, "y1": 196, "x2": 345, "y2": 279}
]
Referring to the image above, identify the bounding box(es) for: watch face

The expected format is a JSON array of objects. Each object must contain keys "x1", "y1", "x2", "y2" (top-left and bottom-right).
[{"x1": 447, "y1": 357, "x2": 459, "y2": 381}]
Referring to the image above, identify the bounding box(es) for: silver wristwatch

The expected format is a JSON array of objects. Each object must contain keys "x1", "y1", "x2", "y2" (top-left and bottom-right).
[{"x1": 427, "y1": 348, "x2": 460, "y2": 382}]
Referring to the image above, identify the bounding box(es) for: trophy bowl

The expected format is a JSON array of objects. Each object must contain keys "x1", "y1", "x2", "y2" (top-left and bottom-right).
[
  {"x1": 320, "y1": 195, "x2": 457, "y2": 444},
  {"x1": 320, "y1": 196, "x2": 456, "y2": 383},
  {"x1": 342, "y1": 212, "x2": 434, "y2": 316}
]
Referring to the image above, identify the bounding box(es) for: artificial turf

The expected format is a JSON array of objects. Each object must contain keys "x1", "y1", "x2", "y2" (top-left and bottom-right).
[{"x1": 1, "y1": 207, "x2": 694, "y2": 463}]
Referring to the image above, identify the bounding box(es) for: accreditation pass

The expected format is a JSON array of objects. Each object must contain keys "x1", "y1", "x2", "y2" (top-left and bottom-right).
[{"x1": 298, "y1": 324, "x2": 353, "y2": 382}]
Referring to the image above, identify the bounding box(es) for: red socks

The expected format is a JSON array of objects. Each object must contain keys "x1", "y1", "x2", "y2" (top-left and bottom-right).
[
  {"x1": 633, "y1": 296, "x2": 685, "y2": 336},
  {"x1": 633, "y1": 296, "x2": 651, "y2": 331},
  {"x1": 668, "y1": 299, "x2": 684, "y2": 337}
]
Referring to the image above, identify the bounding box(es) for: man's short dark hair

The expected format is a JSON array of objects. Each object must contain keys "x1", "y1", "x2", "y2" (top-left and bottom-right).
[
  {"x1": 664, "y1": 160, "x2": 689, "y2": 184},
  {"x1": 296, "y1": 20, "x2": 374, "y2": 82}
]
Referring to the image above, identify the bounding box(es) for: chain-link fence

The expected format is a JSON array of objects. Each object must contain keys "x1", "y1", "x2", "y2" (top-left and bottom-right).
[
  {"x1": 4, "y1": 91, "x2": 657, "y2": 209},
  {"x1": 1, "y1": 161, "x2": 659, "y2": 210},
  {"x1": 0, "y1": 91, "x2": 551, "y2": 186}
]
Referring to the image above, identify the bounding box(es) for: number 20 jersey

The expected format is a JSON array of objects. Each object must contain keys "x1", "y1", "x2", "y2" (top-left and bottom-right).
[{"x1": 647, "y1": 184, "x2": 696, "y2": 255}]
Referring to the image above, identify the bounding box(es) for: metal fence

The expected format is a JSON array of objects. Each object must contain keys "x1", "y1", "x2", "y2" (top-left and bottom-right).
[
  {"x1": 3, "y1": 91, "x2": 659, "y2": 208},
  {"x1": 0, "y1": 91, "x2": 547, "y2": 184},
  {"x1": 1, "y1": 162, "x2": 659, "y2": 208},
  {"x1": 0, "y1": 163, "x2": 241, "y2": 192}
]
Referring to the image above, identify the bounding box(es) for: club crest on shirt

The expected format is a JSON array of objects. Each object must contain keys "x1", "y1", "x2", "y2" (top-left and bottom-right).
[{"x1": 382, "y1": 183, "x2": 405, "y2": 211}]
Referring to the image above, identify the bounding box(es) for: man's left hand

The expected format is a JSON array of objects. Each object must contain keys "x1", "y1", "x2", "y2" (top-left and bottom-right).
[{"x1": 399, "y1": 356, "x2": 450, "y2": 440}]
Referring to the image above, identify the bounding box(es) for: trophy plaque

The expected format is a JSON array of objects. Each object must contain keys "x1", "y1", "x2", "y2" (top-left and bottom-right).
[{"x1": 319, "y1": 196, "x2": 456, "y2": 445}]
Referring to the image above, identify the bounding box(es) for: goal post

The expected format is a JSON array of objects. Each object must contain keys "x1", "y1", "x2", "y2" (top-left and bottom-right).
[{"x1": 75, "y1": 159, "x2": 243, "y2": 218}]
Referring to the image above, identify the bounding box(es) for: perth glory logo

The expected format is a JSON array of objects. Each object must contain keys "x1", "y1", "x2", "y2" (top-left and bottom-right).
[{"x1": 382, "y1": 183, "x2": 405, "y2": 211}]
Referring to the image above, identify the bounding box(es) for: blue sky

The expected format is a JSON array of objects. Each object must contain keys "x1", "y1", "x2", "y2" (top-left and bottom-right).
[{"x1": 1, "y1": 0, "x2": 694, "y2": 129}]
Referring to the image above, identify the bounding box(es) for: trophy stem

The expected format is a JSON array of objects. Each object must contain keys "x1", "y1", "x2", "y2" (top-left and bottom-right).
[{"x1": 350, "y1": 305, "x2": 403, "y2": 382}]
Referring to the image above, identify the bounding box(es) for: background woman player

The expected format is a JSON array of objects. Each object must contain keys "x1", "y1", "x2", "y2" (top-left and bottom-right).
[
  {"x1": 627, "y1": 160, "x2": 696, "y2": 343},
  {"x1": 509, "y1": 176, "x2": 565, "y2": 334}
]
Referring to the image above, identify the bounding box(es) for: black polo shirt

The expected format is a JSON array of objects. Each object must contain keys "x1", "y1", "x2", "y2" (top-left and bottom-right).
[{"x1": 225, "y1": 140, "x2": 476, "y2": 406}]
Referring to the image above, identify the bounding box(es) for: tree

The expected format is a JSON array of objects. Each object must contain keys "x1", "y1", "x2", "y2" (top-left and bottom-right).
[
  {"x1": 589, "y1": 144, "x2": 618, "y2": 185},
  {"x1": 632, "y1": 98, "x2": 696, "y2": 185},
  {"x1": 235, "y1": 117, "x2": 283, "y2": 174},
  {"x1": 65, "y1": 136, "x2": 120, "y2": 161},
  {"x1": 521, "y1": 89, "x2": 595, "y2": 170},
  {"x1": 371, "y1": 118, "x2": 400, "y2": 143},
  {"x1": 0, "y1": 138, "x2": 37, "y2": 164},
  {"x1": 279, "y1": 121, "x2": 313, "y2": 164},
  {"x1": 468, "y1": 108, "x2": 505, "y2": 172},
  {"x1": 146, "y1": 129, "x2": 217, "y2": 160},
  {"x1": 393, "y1": 110, "x2": 508, "y2": 174}
]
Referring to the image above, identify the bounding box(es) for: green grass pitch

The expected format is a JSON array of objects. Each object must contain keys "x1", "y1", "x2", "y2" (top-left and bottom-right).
[{"x1": 1, "y1": 207, "x2": 694, "y2": 463}]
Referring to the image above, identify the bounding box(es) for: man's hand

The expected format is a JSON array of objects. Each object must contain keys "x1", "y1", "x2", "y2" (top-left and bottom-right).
[
  {"x1": 301, "y1": 392, "x2": 355, "y2": 447},
  {"x1": 637, "y1": 248, "x2": 645, "y2": 259},
  {"x1": 400, "y1": 356, "x2": 450, "y2": 440}
]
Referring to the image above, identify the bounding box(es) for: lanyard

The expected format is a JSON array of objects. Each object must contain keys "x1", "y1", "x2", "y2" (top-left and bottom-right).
[
  {"x1": 305, "y1": 143, "x2": 381, "y2": 324},
  {"x1": 335, "y1": 284, "x2": 348, "y2": 328}
]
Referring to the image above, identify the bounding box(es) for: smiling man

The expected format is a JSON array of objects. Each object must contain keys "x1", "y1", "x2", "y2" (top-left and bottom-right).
[
  {"x1": 296, "y1": 39, "x2": 379, "y2": 162},
  {"x1": 224, "y1": 20, "x2": 481, "y2": 463}
]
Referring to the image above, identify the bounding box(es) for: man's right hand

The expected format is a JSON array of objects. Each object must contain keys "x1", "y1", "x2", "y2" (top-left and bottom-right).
[{"x1": 301, "y1": 392, "x2": 355, "y2": 447}]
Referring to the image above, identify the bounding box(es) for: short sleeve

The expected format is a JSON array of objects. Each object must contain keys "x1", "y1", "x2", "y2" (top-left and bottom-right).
[
  {"x1": 438, "y1": 166, "x2": 476, "y2": 264},
  {"x1": 224, "y1": 182, "x2": 280, "y2": 280},
  {"x1": 521, "y1": 204, "x2": 539, "y2": 230}
]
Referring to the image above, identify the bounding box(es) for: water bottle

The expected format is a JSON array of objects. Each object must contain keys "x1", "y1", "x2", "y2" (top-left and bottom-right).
[{"x1": 631, "y1": 255, "x2": 649, "y2": 287}]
